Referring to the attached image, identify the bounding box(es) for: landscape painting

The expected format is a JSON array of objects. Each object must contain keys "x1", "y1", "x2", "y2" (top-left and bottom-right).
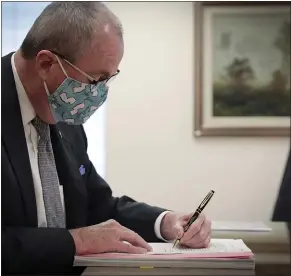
[
  {"x1": 212, "y1": 12, "x2": 290, "y2": 117},
  {"x1": 194, "y1": 3, "x2": 290, "y2": 136}
]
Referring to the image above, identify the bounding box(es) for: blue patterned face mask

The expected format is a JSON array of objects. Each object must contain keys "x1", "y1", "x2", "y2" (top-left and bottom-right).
[{"x1": 44, "y1": 55, "x2": 115, "y2": 125}]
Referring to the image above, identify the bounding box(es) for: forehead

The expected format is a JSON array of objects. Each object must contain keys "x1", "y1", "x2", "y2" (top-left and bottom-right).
[{"x1": 74, "y1": 33, "x2": 124, "y2": 76}]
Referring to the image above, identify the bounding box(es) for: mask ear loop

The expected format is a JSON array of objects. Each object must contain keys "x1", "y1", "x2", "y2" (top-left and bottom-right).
[
  {"x1": 44, "y1": 54, "x2": 69, "y2": 96},
  {"x1": 55, "y1": 54, "x2": 69, "y2": 77},
  {"x1": 43, "y1": 81, "x2": 50, "y2": 96},
  {"x1": 62, "y1": 57, "x2": 96, "y2": 83}
]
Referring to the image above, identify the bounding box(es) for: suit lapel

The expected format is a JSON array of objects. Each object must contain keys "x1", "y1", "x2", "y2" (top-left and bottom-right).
[
  {"x1": 1, "y1": 53, "x2": 37, "y2": 226},
  {"x1": 50, "y1": 124, "x2": 88, "y2": 229},
  {"x1": 2, "y1": 53, "x2": 88, "y2": 229}
]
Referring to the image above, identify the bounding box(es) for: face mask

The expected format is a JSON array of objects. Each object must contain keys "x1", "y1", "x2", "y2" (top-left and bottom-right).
[{"x1": 44, "y1": 55, "x2": 109, "y2": 125}]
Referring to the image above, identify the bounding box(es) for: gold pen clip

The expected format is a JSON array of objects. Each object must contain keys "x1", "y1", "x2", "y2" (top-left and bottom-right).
[{"x1": 199, "y1": 190, "x2": 214, "y2": 209}]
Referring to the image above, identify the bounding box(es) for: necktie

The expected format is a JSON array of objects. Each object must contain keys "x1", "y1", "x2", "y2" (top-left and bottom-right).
[{"x1": 32, "y1": 117, "x2": 66, "y2": 228}]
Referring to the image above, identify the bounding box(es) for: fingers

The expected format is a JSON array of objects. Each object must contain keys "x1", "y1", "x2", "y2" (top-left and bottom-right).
[
  {"x1": 195, "y1": 235, "x2": 211, "y2": 248},
  {"x1": 106, "y1": 219, "x2": 122, "y2": 228},
  {"x1": 119, "y1": 229, "x2": 152, "y2": 252},
  {"x1": 188, "y1": 223, "x2": 212, "y2": 248},
  {"x1": 116, "y1": 241, "x2": 148, "y2": 254},
  {"x1": 174, "y1": 224, "x2": 184, "y2": 239},
  {"x1": 181, "y1": 213, "x2": 192, "y2": 222},
  {"x1": 104, "y1": 220, "x2": 152, "y2": 252},
  {"x1": 180, "y1": 214, "x2": 212, "y2": 248},
  {"x1": 77, "y1": 220, "x2": 152, "y2": 255},
  {"x1": 181, "y1": 213, "x2": 205, "y2": 243}
]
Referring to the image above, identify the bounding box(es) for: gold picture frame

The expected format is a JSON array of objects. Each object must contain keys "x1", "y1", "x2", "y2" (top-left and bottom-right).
[{"x1": 194, "y1": 2, "x2": 290, "y2": 137}]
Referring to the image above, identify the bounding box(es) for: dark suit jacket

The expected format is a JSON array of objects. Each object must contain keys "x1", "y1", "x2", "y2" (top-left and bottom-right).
[
  {"x1": 1, "y1": 52, "x2": 166, "y2": 275},
  {"x1": 272, "y1": 147, "x2": 291, "y2": 222}
]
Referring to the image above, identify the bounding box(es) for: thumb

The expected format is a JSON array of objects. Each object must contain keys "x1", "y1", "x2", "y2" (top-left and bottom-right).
[
  {"x1": 181, "y1": 213, "x2": 192, "y2": 222},
  {"x1": 173, "y1": 223, "x2": 184, "y2": 239}
]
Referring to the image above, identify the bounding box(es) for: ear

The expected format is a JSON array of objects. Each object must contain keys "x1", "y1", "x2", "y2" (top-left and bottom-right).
[{"x1": 35, "y1": 50, "x2": 59, "y2": 81}]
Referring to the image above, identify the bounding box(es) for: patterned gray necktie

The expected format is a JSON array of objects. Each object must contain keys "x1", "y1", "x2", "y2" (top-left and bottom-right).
[{"x1": 32, "y1": 117, "x2": 66, "y2": 228}]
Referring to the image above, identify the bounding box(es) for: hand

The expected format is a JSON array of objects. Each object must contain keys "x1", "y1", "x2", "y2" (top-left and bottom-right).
[
  {"x1": 160, "y1": 212, "x2": 211, "y2": 248},
  {"x1": 70, "y1": 219, "x2": 152, "y2": 255}
]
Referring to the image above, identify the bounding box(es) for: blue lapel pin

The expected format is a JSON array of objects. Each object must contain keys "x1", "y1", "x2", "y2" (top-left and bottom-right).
[{"x1": 79, "y1": 165, "x2": 85, "y2": 175}]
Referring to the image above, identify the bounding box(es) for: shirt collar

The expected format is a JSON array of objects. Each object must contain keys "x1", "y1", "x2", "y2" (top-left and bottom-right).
[{"x1": 11, "y1": 53, "x2": 36, "y2": 126}]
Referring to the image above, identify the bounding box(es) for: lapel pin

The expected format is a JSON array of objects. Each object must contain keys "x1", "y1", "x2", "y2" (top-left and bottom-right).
[{"x1": 79, "y1": 165, "x2": 85, "y2": 175}]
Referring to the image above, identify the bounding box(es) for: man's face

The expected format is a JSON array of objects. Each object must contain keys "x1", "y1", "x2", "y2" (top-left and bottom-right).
[{"x1": 35, "y1": 30, "x2": 124, "y2": 123}]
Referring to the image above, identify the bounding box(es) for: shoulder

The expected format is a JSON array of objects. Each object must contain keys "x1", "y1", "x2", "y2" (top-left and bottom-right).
[{"x1": 2, "y1": 52, "x2": 14, "y2": 65}]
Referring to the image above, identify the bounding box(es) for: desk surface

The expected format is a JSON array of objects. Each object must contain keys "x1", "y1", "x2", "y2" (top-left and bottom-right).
[
  {"x1": 213, "y1": 223, "x2": 290, "y2": 253},
  {"x1": 212, "y1": 222, "x2": 289, "y2": 244}
]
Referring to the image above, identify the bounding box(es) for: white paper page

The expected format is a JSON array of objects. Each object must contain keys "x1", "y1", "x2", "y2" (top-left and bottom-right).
[
  {"x1": 212, "y1": 221, "x2": 272, "y2": 232},
  {"x1": 147, "y1": 239, "x2": 252, "y2": 255}
]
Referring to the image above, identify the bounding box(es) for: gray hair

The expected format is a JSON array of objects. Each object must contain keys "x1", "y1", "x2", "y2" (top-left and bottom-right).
[{"x1": 20, "y1": 1, "x2": 123, "y2": 62}]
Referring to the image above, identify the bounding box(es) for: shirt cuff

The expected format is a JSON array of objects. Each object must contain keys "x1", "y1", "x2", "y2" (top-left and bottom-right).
[{"x1": 154, "y1": 210, "x2": 170, "y2": 241}]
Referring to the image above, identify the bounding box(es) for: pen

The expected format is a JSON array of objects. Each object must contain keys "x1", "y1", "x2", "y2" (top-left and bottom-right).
[{"x1": 172, "y1": 190, "x2": 215, "y2": 248}]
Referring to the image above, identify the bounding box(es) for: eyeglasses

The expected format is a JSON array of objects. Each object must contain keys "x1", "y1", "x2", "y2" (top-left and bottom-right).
[{"x1": 49, "y1": 50, "x2": 120, "y2": 85}]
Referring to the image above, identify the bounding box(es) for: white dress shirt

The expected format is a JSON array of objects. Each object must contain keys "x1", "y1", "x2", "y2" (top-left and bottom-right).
[{"x1": 11, "y1": 54, "x2": 168, "y2": 239}]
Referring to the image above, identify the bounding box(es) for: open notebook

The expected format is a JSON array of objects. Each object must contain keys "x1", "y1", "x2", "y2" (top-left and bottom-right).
[
  {"x1": 75, "y1": 239, "x2": 254, "y2": 262},
  {"x1": 75, "y1": 239, "x2": 255, "y2": 274},
  {"x1": 147, "y1": 239, "x2": 252, "y2": 257}
]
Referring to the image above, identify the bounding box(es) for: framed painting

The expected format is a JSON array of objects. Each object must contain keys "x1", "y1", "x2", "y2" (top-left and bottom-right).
[{"x1": 194, "y1": 2, "x2": 290, "y2": 136}]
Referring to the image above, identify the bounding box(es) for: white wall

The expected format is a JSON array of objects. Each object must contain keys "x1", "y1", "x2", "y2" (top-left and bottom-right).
[
  {"x1": 84, "y1": 105, "x2": 106, "y2": 179},
  {"x1": 105, "y1": 2, "x2": 290, "y2": 222}
]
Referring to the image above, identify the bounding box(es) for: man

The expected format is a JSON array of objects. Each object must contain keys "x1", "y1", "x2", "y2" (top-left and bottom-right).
[
  {"x1": 2, "y1": 2, "x2": 211, "y2": 274},
  {"x1": 273, "y1": 148, "x2": 291, "y2": 255}
]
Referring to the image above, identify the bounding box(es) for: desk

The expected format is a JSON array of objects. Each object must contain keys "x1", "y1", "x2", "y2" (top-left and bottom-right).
[
  {"x1": 255, "y1": 253, "x2": 290, "y2": 276},
  {"x1": 81, "y1": 224, "x2": 291, "y2": 276},
  {"x1": 82, "y1": 252, "x2": 290, "y2": 276}
]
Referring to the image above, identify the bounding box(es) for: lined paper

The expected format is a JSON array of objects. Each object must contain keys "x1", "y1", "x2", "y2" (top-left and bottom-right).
[
  {"x1": 147, "y1": 239, "x2": 252, "y2": 255},
  {"x1": 75, "y1": 239, "x2": 254, "y2": 261}
]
